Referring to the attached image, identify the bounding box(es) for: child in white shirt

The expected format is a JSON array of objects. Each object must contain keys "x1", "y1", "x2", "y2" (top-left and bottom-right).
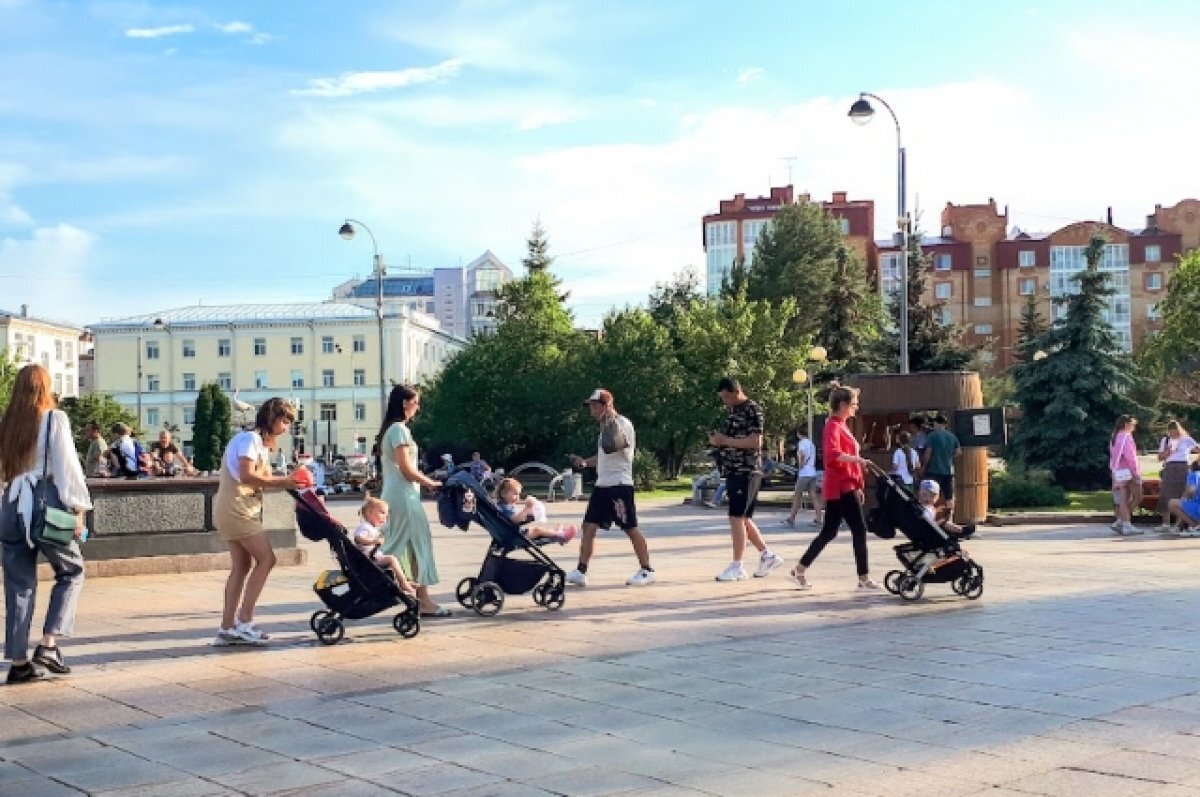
[
  {"x1": 917, "y1": 479, "x2": 976, "y2": 539},
  {"x1": 496, "y1": 478, "x2": 576, "y2": 544},
  {"x1": 353, "y1": 497, "x2": 417, "y2": 596}
]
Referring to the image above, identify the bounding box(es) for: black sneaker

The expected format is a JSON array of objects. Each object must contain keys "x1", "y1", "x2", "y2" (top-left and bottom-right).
[
  {"x1": 32, "y1": 645, "x2": 70, "y2": 675},
  {"x1": 6, "y1": 662, "x2": 46, "y2": 685}
]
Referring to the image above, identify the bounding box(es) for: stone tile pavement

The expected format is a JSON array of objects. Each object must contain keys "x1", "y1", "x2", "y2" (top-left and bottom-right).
[{"x1": 5, "y1": 497, "x2": 1200, "y2": 795}]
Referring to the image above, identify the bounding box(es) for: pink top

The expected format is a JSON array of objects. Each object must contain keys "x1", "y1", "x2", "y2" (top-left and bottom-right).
[{"x1": 1109, "y1": 431, "x2": 1139, "y2": 475}]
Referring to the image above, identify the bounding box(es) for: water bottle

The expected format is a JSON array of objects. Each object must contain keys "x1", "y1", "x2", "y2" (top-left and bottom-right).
[{"x1": 79, "y1": 527, "x2": 90, "y2": 543}]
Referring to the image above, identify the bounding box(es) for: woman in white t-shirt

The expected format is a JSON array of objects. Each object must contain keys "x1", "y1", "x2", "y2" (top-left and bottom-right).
[
  {"x1": 890, "y1": 431, "x2": 920, "y2": 489},
  {"x1": 211, "y1": 398, "x2": 302, "y2": 646},
  {"x1": 1157, "y1": 420, "x2": 1198, "y2": 532}
]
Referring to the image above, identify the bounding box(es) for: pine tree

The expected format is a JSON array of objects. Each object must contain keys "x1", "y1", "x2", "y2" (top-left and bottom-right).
[
  {"x1": 1014, "y1": 292, "x2": 1048, "y2": 363},
  {"x1": 522, "y1": 218, "x2": 553, "y2": 273},
  {"x1": 1010, "y1": 233, "x2": 1137, "y2": 488},
  {"x1": 819, "y1": 246, "x2": 885, "y2": 372},
  {"x1": 192, "y1": 384, "x2": 215, "y2": 471}
]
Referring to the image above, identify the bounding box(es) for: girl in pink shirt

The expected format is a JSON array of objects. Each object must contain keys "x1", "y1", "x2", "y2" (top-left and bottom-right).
[{"x1": 1109, "y1": 414, "x2": 1142, "y2": 536}]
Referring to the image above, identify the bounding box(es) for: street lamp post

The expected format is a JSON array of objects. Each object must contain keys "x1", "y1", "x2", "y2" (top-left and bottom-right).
[
  {"x1": 791, "y1": 345, "x2": 829, "y2": 440},
  {"x1": 849, "y1": 92, "x2": 909, "y2": 374},
  {"x1": 338, "y1": 219, "x2": 388, "y2": 410}
]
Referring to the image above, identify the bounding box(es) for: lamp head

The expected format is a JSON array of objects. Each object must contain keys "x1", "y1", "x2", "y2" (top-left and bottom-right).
[
  {"x1": 792, "y1": 368, "x2": 808, "y2": 385},
  {"x1": 1032, "y1": 350, "x2": 1047, "y2": 361},
  {"x1": 848, "y1": 96, "x2": 875, "y2": 125},
  {"x1": 809, "y1": 345, "x2": 828, "y2": 363},
  {"x1": 338, "y1": 222, "x2": 356, "y2": 240}
]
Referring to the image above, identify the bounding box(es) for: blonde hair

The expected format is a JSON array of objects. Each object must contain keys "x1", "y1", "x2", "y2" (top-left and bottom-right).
[
  {"x1": 360, "y1": 495, "x2": 387, "y2": 518},
  {"x1": 496, "y1": 477, "x2": 522, "y2": 502}
]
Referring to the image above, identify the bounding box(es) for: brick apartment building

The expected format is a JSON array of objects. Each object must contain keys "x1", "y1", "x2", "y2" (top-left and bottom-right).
[{"x1": 702, "y1": 185, "x2": 1200, "y2": 372}]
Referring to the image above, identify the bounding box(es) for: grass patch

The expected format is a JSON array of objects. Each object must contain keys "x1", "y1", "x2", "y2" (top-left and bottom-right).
[{"x1": 992, "y1": 489, "x2": 1112, "y2": 514}]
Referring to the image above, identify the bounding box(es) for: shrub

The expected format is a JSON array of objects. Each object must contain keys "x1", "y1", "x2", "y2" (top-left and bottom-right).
[
  {"x1": 988, "y1": 468, "x2": 1067, "y2": 509},
  {"x1": 633, "y1": 449, "x2": 663, "y2": 491}
]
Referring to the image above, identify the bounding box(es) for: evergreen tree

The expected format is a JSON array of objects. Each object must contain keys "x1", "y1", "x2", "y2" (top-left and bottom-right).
[
  {"x1": 522, "y1": 218, "x2": 553, "y2": 273},
  {"x1": 191, "y1": 383, "x2": 233, "y2": 471},
  {"x1": 1014, "y1": 292, "x2": 1048, "y2": 363},
  {"x1": 1010, "y1": 233, "x2": 1137, "y2": 488},
  {"x1": 819, "y1": 246, "x2": 886, "y2": 372}
]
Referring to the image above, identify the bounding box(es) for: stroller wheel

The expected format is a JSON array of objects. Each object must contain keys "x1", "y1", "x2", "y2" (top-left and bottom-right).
[
  {"x1": 472, "y1": 581, "x2": 505, "y2": 617},
  {"x1": 315, "y1": 616, "x2": 344, "y2": 645},
  {"x1": 456, "y1": 577, "x2": 478, "y2": 609},
  {"x1": 962, "y1": 564, "x2": 984, "y2": 600},
  {"x1": 898, "y1": 578, "x2": 925, "y2": 602},
  {"x1": 543, "y1": 588, "x2": 565, "y2": 611},
  {"x1": 883, "y1": 570, "x2": 903, "y2": 595},
  {"x1": 532, "y1": 584, "x2": 548, "y2": 606},
  {"x1": 310, "y1": 610, "x2": 331, "y2": 633},
  {"x1": 393, "y1": 612, "x2": 420, "y2": 638}
]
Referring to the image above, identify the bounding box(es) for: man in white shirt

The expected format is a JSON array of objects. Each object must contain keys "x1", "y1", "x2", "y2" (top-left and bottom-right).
[
  {"x1": 566, "y1": 389, "x2": 655, "y2": 587},
  {"x1": 783, "y1": 426, "x2": 824, "y2": 527}
]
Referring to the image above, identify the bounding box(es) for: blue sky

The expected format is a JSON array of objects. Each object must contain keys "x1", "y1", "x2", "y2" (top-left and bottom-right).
[{"x1": 1, "y1": 0, "x2": 1198, "y2": 328}]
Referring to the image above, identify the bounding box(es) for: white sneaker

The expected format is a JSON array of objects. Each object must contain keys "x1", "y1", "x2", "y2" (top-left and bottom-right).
[
  {"x1": 780, "y1": 518, "x2": 795, "y2": 528},
  {"x1": 811, "y1": 517, "x2": 823, "y2": 527},
  {"x1": 213, "y1": 626, "x2": 265, "y2": 647},
  {"x1": 856, "y1": 579, "x2": 882, "y2": 592},
  {"x1": 1178, "y1": 528, "x2": 1199, "y2": 538},
  {"x1": 565, "y1": 569, "x2": 588, "y2": 587},
  {"x1": 715, "y1": 562, "x2": 749, "y2": 582},
  {"x1": 235, "y1": 620, "x2": 269, "y2": 640},
  {"x1": 754, "y1": 552, "x2": 784, "y2": 578},
  {"x1": 1122, "y1": 523, "x2": 1143, "y2": 536},
  {"x1": 627, "y1": 568, "x2": 656, "y2": 586},
  {"x1": 1110, "y1": 519, "x2": 1123, "y2": 533}
]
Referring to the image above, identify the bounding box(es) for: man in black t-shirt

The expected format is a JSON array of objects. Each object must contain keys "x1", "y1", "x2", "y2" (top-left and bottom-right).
[
  {"x1": 709, "y1": 377, "x2": 784, "y2": 582},
  {"x1": 150, "y1": 430, "x2": 192, "y2": 475}
]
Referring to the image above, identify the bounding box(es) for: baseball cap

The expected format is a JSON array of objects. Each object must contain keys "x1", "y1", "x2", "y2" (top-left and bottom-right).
[
  {"x1": 919, "y1": 479, "x2": 940, "y2": 495},
  {"x1": 583, "y1": 388, "x2": 613, "y2": 406}
]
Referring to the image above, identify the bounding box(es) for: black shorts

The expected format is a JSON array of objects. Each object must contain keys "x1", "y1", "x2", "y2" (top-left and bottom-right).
[
  {"x1": 726, "y1": 472, "x2": 762, "y2": 519},
  {"x1": 583, "y1": 485, "x2": 639, "y2": 530},
  {"x1": 929, "y1": 473, "x2": 955, "y2": 501}
]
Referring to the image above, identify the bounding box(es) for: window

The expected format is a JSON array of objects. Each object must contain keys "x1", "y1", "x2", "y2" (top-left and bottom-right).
[
  {"x1": 218, "y1": 338, "x2": 231, "y2": 357},
  {"x1": 146, "y1": 341, "x2": 160, "y2": 360},
  {"x1": 934, "y1": 282, "x2": 952, "y2": 300},
  {"x1": 322, "y1": 369, "x2": 335, "y2": 387},
  {"x1": 934, "y1": 253, "x2": 952, "y2": 271},
  {"x1": 1019, "y1": 278, "x2": 1037, "y2": 296},
  {"x1": 254, "y1": 338, "x2": 266, "y2": 356},
  {"x1": 838, "y1": 218, "x2": 850, "y2": 235},
  {"x1": 973, "y1": 268, "x2": 991, "y2": 278},
  {"x1": 425, "y1": 301, "x2": 435, "y2": 314},
  {"x1": 78, "y1": 375, "x2": 86, "y2": 389},
  {"x1": 973, "y1": 297, "x2": 992, "y2": 307},
  {"x1": 938, "y1": 308, "x2": 953, "y2": 326},
  {"x1": 353, "y1": 368, "x2": 366, "y2": 387},
  {"x1": 182, "y1": 373, "x2": 196, "y2": 391},
  {"x1": 319, "y1": 403, "x2": 337, "y2": 421},
  {"x1": 355, "y1": 403, "x2": 366, "y2": 422},
  {"x1": 1146, "y1": 244, "x2": 1162, "y2": 263},
  {"x1": 183, "y1": 408, "x2": 195, "y2": 425},
  {"x1": 147, "y1": 408, "x2": 159, "y2": 427},
  {"x1": 218, "y1": 372, "x2": 232, "y2": 390},
  {"x1": 290, "y1": 337, "x2": 304, "y2": 355},
  {"x1": 1019, "y1": 250, "x2": 1036, "y2": 268},
  {"x1": 1146, "y1": 273, "x2": 1163, "y2": 291},
  {"x1": 182, "y1": 339, "x2": 196, "y2": 358},
  {"x1": 255, "y1": 370, "x2": 268, "y2": 389},
  {"x1": 40, "y1": 352, "x2": 49, "y2": 368},
  {"x1": 53, "y1": 374, "x2": 62, "y2": 394},
  {"x1": 321, "y1": 336, "x2": 335, "y2": 354},
  {"x1": 1147, "y1": 302, "x2": 1161, "y2": 321},
  {"x1": 974, "y1": 324, "x2": 993, "y2": 335},
  {"x1": 65, "y1": 341, "x2": 73, "y2": 360},
  {"x1": 65, "y1": 375, "x2": 73, "y2": 395},
  {"x1": 291, "y1": 370, "x2": 304, "y2": 389},
  {"x1": 147, "y1": 374, "x2": 160, "y2": 392},
  {"x1": 55, "y1": 340, "x2": 62, "y2": 361},
  {"x1": 976, "y1": 256, "x2": 989, "y2": 266}
]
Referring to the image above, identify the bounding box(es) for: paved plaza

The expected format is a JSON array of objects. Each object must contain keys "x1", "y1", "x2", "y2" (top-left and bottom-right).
[{"x1": 4, "y1": 497, "x2": 1200, "y2": 796}]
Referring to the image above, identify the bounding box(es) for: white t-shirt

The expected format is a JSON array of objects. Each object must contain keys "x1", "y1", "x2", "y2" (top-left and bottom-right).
[
  {"x1": 1162, "y1": 435, "x2": 1198, "y2": 464},
  {"x1": 891, "y1": 446, "x2": 919, "y2": 485},
  {"x1": 353, "y1": 520, "x2": 382, "y2": 551},
  {"x1": 595, "y1": 414, "x2": 636, "y2": 488},
  {"x1": 223, "y1": 431, "x2": 269, "y2": 483},
  {"x1": 796, "y1": 437, "x2": 817, "y2": 478}
]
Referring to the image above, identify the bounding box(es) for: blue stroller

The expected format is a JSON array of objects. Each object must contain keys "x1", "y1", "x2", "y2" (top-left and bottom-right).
[
  {"x1": 438, "y1": 472, "x2": 567, "y2": 616},
  {"x1": 293, "y1": 490, "x2": 421, "y2": 644}
]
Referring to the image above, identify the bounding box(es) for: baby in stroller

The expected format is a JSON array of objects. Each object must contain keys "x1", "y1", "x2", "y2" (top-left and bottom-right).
[
  {"x1": 353, "y1": 496, "x2": 418, "y2": 596},
  {"x1": 496, "y1": 478, "x2": 576, "y2": 545},
  {"x1": 916, "y1": 479, "x2": 976, "y2": 540}
]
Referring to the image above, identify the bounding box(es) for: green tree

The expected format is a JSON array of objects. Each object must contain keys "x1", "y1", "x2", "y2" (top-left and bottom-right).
[
  {"x1": 191, "y1": 382, "x2": 232, "y2": 471},
  {"x1": 819, "y1": 246, "x2": 886, "y2": 372},
  {"x1": 1138, "y1": 249, "x2": 1200, "y2": 422},
  {"x1": 1014, "y1": 292, "x2": 1048, "y2": 364},
  {"x1": 1010, "y1": 233, "x2": 1137, "y2": 488},
  {"x1": 59, "y1": 393, "x2": 137, "y2": 458},
  {"x1": 0, "y1": 351, "x2": 18, "y2": 414}
]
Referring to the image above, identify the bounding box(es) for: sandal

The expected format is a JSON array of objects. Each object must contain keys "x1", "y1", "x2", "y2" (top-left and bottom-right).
[
  {"x1": 786, "y1": 568, "x2": 812, "y2": 591},
  {"x1": 420, "y1": 605, "x2": 453, "y2": 618}
]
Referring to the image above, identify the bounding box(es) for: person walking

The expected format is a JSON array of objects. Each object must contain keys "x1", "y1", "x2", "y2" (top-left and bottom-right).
[
  {"x1": 566, "y1": 388, "x2": 655, "y2": 587},
  {"x1": 890, "y1": 430, "x2": 920, "y2": 489},
  {"x1": 711, "y1": 377, "x2": 784, "y2": 582},
  {"x1": 377, "y1": 385, "x2": 448, "y2": 617},
  {"x1": 1156, "y1": 420, "x2": 1198, "y2": 533},
  {"x1": 0, "y1": 364, "x2": 91, "y2": 683},
  {"x1": 783, "y1": 426, "x2": 824, "y2": 528},
  {"x1": 212, "y1": 398, "x2": 302, "y2": 645},
  {"x1": 788, "y1": 382, "x2": 880, "y2": 592},
  {"x1": 1109, "y1": 414, "x2": 1143, "y2": 536},
  {"x1": 921, "y1": 415, "x2": 960, "y2": 517}
]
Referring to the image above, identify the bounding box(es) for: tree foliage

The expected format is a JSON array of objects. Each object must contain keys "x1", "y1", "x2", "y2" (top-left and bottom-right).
[
  {"x1": 192, "y1": 382, "x2": 232, "y2": 471},
  {"x1": 1015, "y1": 292, "x2": 1048, "y2": 364},
  {"x1": 0, "y1": 351, "x2": 18, "y2": 415},
  {"x1": 59, "y1": 393, "x2": 137, "y2": 459},
  {"x1": 1010, "y1": 234, "x2": 1137, "y2": 488},
  {"x1": 1138, "y1": 249, "x2": 1200, "y2": 423}
]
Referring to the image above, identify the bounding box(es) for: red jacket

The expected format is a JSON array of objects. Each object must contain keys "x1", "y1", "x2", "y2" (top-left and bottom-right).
[{"x1": 822, "y1": 416, "x2": 864, "y2": 499}]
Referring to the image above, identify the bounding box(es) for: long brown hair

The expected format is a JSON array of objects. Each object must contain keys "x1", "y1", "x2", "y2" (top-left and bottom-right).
[{"x1": 0, "y1": 364, "x2": 57, "y2": 481}]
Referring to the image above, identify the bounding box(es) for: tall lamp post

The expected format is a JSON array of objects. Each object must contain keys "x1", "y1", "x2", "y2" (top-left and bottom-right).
[
  {"x1": 791, "y1": 345, "x2": 829, "y2": 439},
  {"x1": 135, "y1": 317, "x2": 165, "y2": 430},
  {"x1": 338, "y1": 219, "x2": 388, "y2": 409},
  {"x1": 849, "y1": 92, "x2": 909, "y2": 374}
]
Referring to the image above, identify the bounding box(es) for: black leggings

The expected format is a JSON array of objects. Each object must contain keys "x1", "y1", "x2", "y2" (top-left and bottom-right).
[{"x1": 799, "y1": 491, "x2": 869, "y2": 576}]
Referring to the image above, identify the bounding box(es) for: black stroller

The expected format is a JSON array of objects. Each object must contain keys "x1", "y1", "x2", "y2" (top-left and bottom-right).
[
  {"x1": 438, "y1": 472, "x2": 567, "y2": 616},
  {"x1": 868, "y1": 475, "x2": 984, "y2": 602},
  {"x1": 292, "y1": 490, "x2": 421, "y2": 644}
]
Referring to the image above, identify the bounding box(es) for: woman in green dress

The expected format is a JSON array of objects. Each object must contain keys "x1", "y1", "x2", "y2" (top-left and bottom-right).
[{"x1": 377, "y1": 385, "x2": 447, "y2": 617}]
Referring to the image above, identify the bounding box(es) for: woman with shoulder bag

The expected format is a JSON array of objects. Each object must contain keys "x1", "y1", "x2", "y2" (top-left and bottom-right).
[
  {"x1": 0, "y1": 365, "x2": 91, "y2": 684},
  {"x1": 1109, "y1": 414, "x2": 1142, "y2": 536}
]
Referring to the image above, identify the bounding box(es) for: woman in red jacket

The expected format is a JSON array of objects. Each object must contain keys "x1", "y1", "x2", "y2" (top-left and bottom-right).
[{"x1": 788, "y1": 383, "x2": 880, "y2": 592}]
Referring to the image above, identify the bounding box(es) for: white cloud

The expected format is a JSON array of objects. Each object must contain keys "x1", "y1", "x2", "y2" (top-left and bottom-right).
[
  {"x1": 736, "y1": 66, "x2": 765, "y2": 84},
  {"x1": 516, "y1": 110, "x2": 570, "y2": 131},
  {"x1": 125, "y1": 24, "x2": 195, "y2": 39},
  {"x1": 215, "y1": 21, "x2": 253, "y2": 35},
  {"x1": 293, "y1": 59, "x2": 464, "y2": 97},
  {"x1": 0, "y1": 224, "x2": 98, "y2": 323}
]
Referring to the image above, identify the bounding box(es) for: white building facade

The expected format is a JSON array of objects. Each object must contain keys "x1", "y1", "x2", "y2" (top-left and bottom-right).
[{"x1": 0, "y1": 306, "x2": 84, "y2": 398}]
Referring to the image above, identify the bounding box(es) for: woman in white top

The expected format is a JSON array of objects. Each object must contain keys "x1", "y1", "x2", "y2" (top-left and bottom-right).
[
  {"x1": 890, "y1": 430, "x2": 920, "y2": 489},
  {"x1": 211, "y1": 398, "x2": 301, "y2": 646},
  {"x1": 1157, "y1": 420, "x2": 1198, "y2": 532},
  {"x1": 0, "y1": 365, "x2": 91, "y2": 684}
]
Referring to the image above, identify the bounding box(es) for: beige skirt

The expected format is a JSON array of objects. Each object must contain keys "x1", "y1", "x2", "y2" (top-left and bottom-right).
[{"x1": 213, "y1": 469, "x2": 265, "y2": 542}]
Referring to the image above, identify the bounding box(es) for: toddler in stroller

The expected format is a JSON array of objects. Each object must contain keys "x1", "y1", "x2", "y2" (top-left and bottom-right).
[
  {"x1": 353, "y1": 496, "x2": 419, "y2": 597},
  {"x1": 869, "y1": 476, "x2": 984, "y2": 602},
  {"x1": 438, "y1": 472, "x2": 567, "y2": 617},
  {"x1": 496, "y1": 478, "x2": 577, "y2": 545},
  {"x1": 292, "y1": 490, "x2": 421, "y2": 644}
]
